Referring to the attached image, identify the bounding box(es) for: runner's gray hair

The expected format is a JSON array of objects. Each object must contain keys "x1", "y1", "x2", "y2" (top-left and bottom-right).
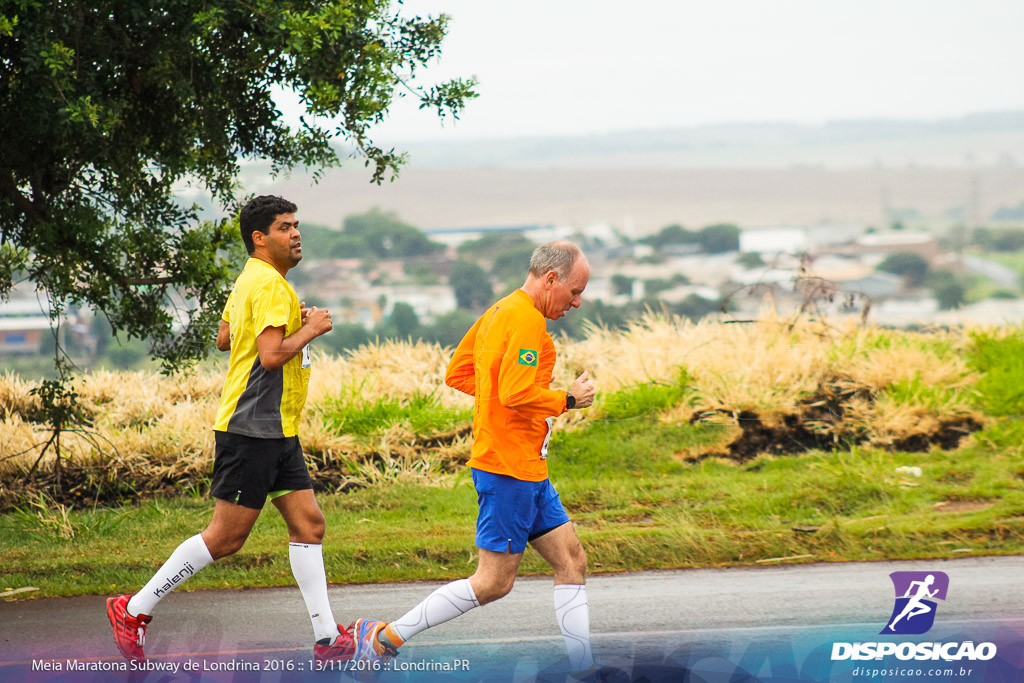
[{"x1": 529, "y1": 241, "x2": 581, "y2": 280}]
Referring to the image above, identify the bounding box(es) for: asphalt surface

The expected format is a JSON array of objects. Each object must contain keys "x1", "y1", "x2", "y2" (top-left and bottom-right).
[{"x1": 2, "y1": 556, "x2": 1023, "y2": 682}]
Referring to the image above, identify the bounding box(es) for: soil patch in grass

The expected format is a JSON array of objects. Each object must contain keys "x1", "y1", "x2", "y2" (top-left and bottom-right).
[
  {"x1": 934, "y1": 500, "x2": 995, "y2": 513},
  {"x1": 684, "y1": 410, "x2": 983, "y2": 462}
]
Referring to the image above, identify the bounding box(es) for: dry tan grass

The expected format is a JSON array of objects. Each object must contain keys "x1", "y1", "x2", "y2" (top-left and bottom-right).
[
  {"x1": 308, "y1": 341, "x2": 470, "y2": 408},
  {"x1": 0, "y1": 312, "x2": 988, "y2": 506},
  {"x1": 566, "y1": 311, "x2": 848, "y2": 424},
  {"x1": 0, "y1": 371, "x2": 40, "y2": 419}
]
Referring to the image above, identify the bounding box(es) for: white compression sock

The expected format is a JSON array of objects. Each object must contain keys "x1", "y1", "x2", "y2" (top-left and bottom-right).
[
  {"x1": 127, "y1": 534, "x2": 213, "y2": 616},
  {"x1": 289, "y1": 543, "x2": 342, "y2": 642},
  {"x1": 387, "y1": 578, "x2": 480, "y2": 644},
  {"x1": 554, "y1": 584, "x2": 594, "y2": 671}
]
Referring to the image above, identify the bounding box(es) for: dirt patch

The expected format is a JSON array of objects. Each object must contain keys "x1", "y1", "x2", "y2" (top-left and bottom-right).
[
  {"x1": 725, "y1": 411, "x2": 840, "y2": 462},
  {"x1": 683, "y1": 402, "x2": 984, "y2": 463},
  {"x1": 890, "y1": 418, "x2": 985, "y2": 452},
  {"x1": 934, "y1": 500, "x2": 994, "y2": 513}
]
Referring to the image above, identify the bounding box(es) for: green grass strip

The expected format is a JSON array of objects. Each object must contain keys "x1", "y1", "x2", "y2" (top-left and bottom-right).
[{"x1": 3, "y1": 416, "x2": 1023, "y2": 599}]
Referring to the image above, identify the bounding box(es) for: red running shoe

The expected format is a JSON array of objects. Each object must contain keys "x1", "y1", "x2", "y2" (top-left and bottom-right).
[
  {"x1": 314, "y1": 625, "x2": 356, "y2": 663},
  {"x1": 106, "y1": 595, "x2": 152, "y2": 663}
]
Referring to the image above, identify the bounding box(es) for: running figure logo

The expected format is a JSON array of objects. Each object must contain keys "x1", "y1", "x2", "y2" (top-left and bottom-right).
[{"x1": 881, "y1": 571, "x2": 949, "y2": 635}]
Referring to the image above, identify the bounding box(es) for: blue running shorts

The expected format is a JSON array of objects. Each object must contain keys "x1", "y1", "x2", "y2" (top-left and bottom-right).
[{"x1": 472, "y1": 468, "x2": 571, "y2": 553}]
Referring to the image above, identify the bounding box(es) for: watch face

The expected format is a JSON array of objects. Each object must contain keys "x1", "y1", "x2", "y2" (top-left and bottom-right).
[{"x1": 567, "y1": 392, "x2": 576, "y2": 409}]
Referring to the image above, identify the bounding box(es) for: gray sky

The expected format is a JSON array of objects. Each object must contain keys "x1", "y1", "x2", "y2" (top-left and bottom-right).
[{"x1": 277, "y1": 0, "x2": 1024, "y2": 141}]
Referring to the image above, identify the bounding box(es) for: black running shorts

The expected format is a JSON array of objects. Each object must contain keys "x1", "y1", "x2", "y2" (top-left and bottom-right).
[{"x1": 210, "y1": 431, "x2": 312, "y2": 509}]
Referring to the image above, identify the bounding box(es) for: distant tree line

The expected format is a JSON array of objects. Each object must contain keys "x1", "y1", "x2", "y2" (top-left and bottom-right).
[
  {"x1": 876, "y1": 252, "x2": 968, "y2": 310},
  {"x1": 640, "y1": 223, "x2": 741, "y2": 253},
  {"x1": 548, "y1": 295, "x2": 720, "y2": 338},
  {"x1": 298, "y1": 209, "x2": 446, "y2": 260},
  {"x1": 320, "y1": 307, "x2": 481, "y2": 354},
  {"x1": 970, "y1": 226, "x2": 1024, "y2": 253}
]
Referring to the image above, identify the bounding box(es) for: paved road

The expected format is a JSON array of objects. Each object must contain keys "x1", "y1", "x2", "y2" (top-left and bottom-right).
[{"x1": 2, "y1": 556, "x2": 1023, "y2": 682}]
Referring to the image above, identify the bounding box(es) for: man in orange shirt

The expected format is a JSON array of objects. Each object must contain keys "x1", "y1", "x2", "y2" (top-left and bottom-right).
[{"x1": 350, "y1": 241, "x2": 598, "y2": 674}]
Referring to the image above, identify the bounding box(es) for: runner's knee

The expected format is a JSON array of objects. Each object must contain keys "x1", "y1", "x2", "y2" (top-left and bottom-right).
[
  {"x1": 290, "y1": 507, "x2": 325, "y2": 544},
  {"x1": 566, "y1": 537, "x2": 588, "y2": 573},
  {"x1": 309, "y1": 513, "x2": 326, "y2": 541},
  {"x1": 472, "y1": 573, "x2": 515, "y2": 605},
  {"x1": 203, "y1": 530, "x2": 247, "y2": 559}
]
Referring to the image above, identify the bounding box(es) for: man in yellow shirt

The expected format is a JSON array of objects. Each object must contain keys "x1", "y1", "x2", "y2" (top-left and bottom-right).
[
  {"x1": 106, "y1": 195, "x2": 354, "y2": 664},
  {"x1": 351, "y1": 241, "x2": 599, "y2": 675}
]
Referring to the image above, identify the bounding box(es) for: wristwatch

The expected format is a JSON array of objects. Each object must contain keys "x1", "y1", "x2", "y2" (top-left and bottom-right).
[{"x1": 566, "y1": 391, "x2": 576, "y2": 410}]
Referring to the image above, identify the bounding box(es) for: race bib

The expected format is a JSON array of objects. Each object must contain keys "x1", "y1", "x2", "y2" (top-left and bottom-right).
[
  {"x1": 540, "y1": 416, "x2": 553, "y2": 459},
  {"x1": 301, "y1": 345, "x2": 311, "y2": 369}
]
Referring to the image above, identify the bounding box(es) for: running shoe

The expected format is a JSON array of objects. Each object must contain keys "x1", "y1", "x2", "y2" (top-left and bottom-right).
[
  {"x1": 313, "y1": 625, "x2": 356, "y2": 663},
  {"x1": 106, "y1": 595, "x2": 152, "y2": 663},
  {"x1": 349, "y1": 619, "x2": 399, "y2": 665}
]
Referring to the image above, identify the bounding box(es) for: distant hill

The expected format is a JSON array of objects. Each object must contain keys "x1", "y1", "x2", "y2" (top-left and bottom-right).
[
  {"x1": 380, "y1": 111, "x2": 1024, "y2": 170},
  {"x1": 223, "y1": 112, "x2": 1024, "y2": 234}
]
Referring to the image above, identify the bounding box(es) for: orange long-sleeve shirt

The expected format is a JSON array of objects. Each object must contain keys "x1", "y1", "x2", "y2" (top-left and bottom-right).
[{"x1": 445, "y1": 289, "x2": 568, "y2": 481}]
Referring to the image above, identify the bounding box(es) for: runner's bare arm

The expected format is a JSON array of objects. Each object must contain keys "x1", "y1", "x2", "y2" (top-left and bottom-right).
[
  {"x1": 256, "y1": 306, "x2": 332, "y2": 371},
  {"x1": 216, "y1": 320, "x2": 231, "y2": 352}
]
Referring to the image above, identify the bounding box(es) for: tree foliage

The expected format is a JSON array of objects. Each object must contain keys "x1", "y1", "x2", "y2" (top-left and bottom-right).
[
  {"x1": 641, "y1": 223, "x2": 740, "y2": 253},
  {"x1": 381, "y1": 302, "x2": 419, "y2": 338},
  {"x1": 639, "y1": 224, "x2": 697, "y2": 248},
  {"x1": 299, "y1": 209, "x2": 444, "y2": 260},
  {"x1": 456, "y1": 231, "x2": 534, "y2": 261},
  {"x1": 296, "y1": 223, "x2": 371, "y2": 260},
  {"x1": 736, "y1": 252, "x2": 765, "y2": 269},
  {"x1": 927, "y1": 270, "x2": 967, "y2": 310},
  {"x1": 342, "y1": 208, "x2": 445, "y2": 259},
  {"x1": 449, "y1": 260, "x2": 493, "y2": 310},
  {"x1": 698, "y1": 223, "x2": 740, "y2": 253},
  {"x1": 877, "y1": 252, "x2": 930, "y2": 287},
  {"x1": 611, "y1": 274, "x2": 635, "y2": 296},
  {"x1": 972, "y1": 226, "x2": 1024, "y2": 252},
  {"x1": 491, "y1": 242, "x2": 537, "y2": 287},
  {"x1": 0, "y1": 0, "x2": 475, "y2": 372}
]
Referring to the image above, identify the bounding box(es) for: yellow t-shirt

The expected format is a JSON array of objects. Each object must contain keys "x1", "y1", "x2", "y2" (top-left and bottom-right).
[
  {"x1": 445, "y1": 289, "x2": 566, "y2": 482},
  {"x1": 214, "y1": 258, "x2": 310, "y2": 438}
]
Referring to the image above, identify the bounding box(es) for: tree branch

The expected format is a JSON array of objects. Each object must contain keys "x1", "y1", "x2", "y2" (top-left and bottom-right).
[
  {"x1": 0, "y1": 170, "x2": 43, "y2": 221},
  {"x1": 125, "y1": 276, "x2": 176, "y2": 286}
]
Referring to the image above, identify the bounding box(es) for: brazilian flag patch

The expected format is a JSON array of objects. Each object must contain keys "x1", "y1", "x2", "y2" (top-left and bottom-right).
[{"x1": 518, "y1": 349, "x2": 538, "y2": 366}]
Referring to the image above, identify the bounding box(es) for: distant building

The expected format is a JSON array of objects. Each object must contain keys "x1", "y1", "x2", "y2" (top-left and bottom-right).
[
  {"x1": 336, "y1": 297, "x2": 383, "y2": 329},
  {"x1": 740, "y1": 227, "x2": 809, "y2": 256},
  {"x1": 839, "y1": 272, "x2": 904, "y2": 299},
  {"x1": 657, "y1": 285, "x2": 721, "y2": 303},
  {"x1": 378, "y1": 285, "x2": 457, "y2": 324},
  {"x1": 0, "y1": 300, "x2": 54, "y2": 355},
  {"x1": 741, "y1": 223, "x2": 865, "y2": 256},
  {"x1": 424, "y1": 225, "x2": 573, "y2": 249},
  {"x1": 577, "y1": 222, "x2": 622, "y2": 247},
  {"x1": 848, "y1": 231, "x2": 941, "y2": 261}
]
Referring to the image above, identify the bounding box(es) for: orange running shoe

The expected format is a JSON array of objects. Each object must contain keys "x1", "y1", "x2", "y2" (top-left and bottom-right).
[{"x1": 349, "y1": 619, "x2": 399, "y2": 667}]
